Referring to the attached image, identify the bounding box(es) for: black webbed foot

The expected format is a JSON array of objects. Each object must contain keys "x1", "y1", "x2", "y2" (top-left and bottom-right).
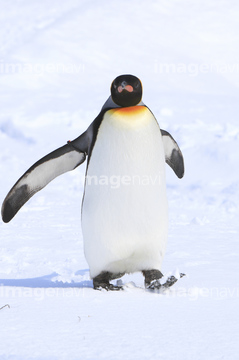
[
  {"x1": 142, "y1": 269, "x2": 163, "y2": 288},
  {"x1": 95, "y1": 283, "x2": 123, "y2": 291},
  {"x1": 146, "y1": 272, "x2": 186, "y2": 290},
  {"x1": 161, "y1": 273, "x2": 186, "y2": 289},
  {"x1": 93, "y1": 271, "x2": 124, "y2": 291}
]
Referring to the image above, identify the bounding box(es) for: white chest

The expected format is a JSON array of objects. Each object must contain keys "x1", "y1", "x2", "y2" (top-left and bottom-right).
[
  {"x1": 87, "y1": 106, "x2": 165, "y2": 182},
  {"x1": 82, "y1": 106, "x2": 168, "y2": 277}
]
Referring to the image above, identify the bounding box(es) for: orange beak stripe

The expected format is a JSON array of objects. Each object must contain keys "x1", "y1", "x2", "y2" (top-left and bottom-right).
[{"x1": 118, "y1": 85, "x2": 134, "y2": 93}]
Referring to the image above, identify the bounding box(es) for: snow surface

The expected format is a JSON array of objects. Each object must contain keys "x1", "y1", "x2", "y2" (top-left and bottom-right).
[{"x1": 1, "y1": 0, "x2": 239, "y2": 359}]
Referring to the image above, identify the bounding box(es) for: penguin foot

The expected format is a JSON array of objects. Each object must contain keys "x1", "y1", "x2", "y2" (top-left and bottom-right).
[
  {"x1": 161, "y1": 273, "x2": 186, "y2": 289},
  {"x1": 142, "y1": 269, "x2": 163, "y2": 288},
  {"x1": 146, "y1": 279, "x2": 162, "y2": 290},
  {"x1": 146, "y1": 273, "x2": 186, "y2": 291},
  {"x1": 94, "y1": 283, "x2": 124, "y2": 291},
  {"x1": 93, "y1": 271, "x2": 124, "y2": 291}
]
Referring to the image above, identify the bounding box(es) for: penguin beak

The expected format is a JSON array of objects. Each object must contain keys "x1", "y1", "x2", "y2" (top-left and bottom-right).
[{"x1": 117, "y1": 83, "x2": 134, "y2": 93}]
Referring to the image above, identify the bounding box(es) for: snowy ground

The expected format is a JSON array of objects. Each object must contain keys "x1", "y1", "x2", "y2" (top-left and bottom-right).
[{"x1": 1, "y1": 1, "x2": 239, "y2": 359}]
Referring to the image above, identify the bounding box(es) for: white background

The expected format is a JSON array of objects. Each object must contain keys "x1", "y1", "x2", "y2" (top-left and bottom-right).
[{"x1": 0, "y1": 1, "x2": 239, "y2": 359}]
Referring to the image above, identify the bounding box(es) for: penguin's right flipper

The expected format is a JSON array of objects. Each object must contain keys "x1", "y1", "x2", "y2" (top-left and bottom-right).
[{"x1": 1, "y1": 135, "x2": 88, "y2": 223}]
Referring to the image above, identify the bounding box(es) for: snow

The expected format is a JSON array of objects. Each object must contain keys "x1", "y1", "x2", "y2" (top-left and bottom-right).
[{"x1": 1, "y1": 0, "x2": 239, "y2": 359}]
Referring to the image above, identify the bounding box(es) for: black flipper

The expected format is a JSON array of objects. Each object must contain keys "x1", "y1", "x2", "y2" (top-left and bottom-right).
[
  {"x1": 1, "y1": 133, "x2": 89, "y2": 223},
  {"x1": 161, "y1": 129, "x2": 184, "y2": 179}
]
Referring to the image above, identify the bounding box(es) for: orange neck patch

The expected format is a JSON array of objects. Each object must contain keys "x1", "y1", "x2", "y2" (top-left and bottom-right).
[{"x1": 111, "y1": 105, "x2": 146, "y2": 115}]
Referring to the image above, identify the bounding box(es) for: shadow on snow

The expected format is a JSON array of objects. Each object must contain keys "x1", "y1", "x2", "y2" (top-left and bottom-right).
[{"x1": 0, "y1": 269, "x2": 93, "y2": 288}]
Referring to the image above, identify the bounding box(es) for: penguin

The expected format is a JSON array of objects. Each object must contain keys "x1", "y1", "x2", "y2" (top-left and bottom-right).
[{"x1": 1, "y1": 74, "x2": 184, "y2": 291}]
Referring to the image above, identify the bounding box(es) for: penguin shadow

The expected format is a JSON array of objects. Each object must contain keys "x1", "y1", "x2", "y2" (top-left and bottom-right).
[{"x1": 0, "y1": 269, "x2": 93, "y2": 289}]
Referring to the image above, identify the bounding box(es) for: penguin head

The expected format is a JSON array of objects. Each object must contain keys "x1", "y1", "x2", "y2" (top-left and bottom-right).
[{"x1": 111, "y1": 74, "x2": 142, "y2": 107}]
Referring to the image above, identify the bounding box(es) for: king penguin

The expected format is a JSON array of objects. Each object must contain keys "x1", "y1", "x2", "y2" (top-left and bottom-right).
[{"x1": 1, "y1": 74, "x2": 184, "y2": 290}]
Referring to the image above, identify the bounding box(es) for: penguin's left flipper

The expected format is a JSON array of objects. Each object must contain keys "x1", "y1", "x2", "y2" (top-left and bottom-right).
[
  {"x1": 1, "y1": 136, "x2": 87, "y2": 223},
  {"x1": 161, "y1": 130, "x2": 184, "y2": 179}
]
